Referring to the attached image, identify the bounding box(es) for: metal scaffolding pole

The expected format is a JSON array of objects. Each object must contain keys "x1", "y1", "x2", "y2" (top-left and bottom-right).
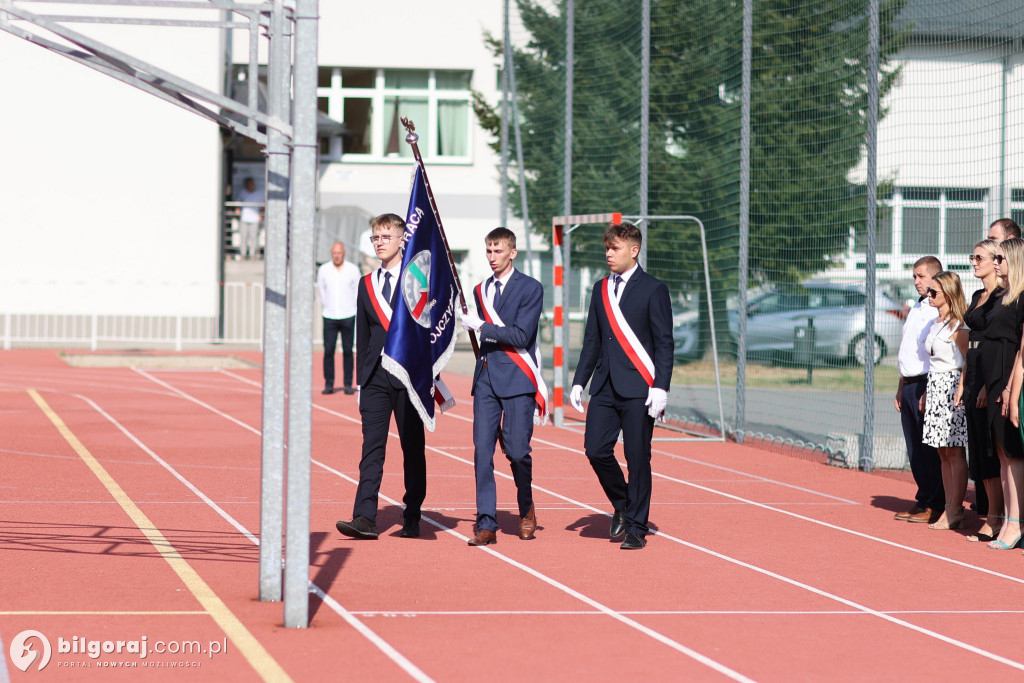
[
  {"x1": 258, "y1": 0, "x2": 290, "y2": 603},
  {"x1": 284, "y1": 0, "x2": 318, "y2": 629},
  {"x1": 0, "y1": 0, "x2": 321, "y2": 628}
]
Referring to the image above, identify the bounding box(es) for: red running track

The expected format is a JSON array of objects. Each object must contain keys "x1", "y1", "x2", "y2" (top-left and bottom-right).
[{"x1": 1, "y1": 348, "x2": 1023, "y2": 681}]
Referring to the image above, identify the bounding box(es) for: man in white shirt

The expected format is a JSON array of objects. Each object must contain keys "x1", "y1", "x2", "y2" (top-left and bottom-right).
[
  {"x1": 317, "y1": 242, "x2": 360, "y2": 394},
  {"x1": 236, "y1": 177, "x2": 264, "y2": 260},
  {"x1": 893, "y1": 255, "x2": 945, "y2": 523}
]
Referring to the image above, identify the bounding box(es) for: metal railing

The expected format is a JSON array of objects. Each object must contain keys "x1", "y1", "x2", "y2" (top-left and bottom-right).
[{"x1": 1, "y1": 282, "x2": 271, "y2": 350}]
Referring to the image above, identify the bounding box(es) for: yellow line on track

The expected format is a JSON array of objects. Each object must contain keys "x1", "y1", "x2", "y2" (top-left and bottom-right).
[{"x1": 28, "y1": 389, "x2": 292, "y2": 683}]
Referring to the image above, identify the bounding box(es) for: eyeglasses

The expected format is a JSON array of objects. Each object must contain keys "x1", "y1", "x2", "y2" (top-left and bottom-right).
[
  {"x1": 968, "y1": 254, "x2": 990, "y2": 263},
  {"x1": 369, "y1": 234, "x2": 395, "y2": 245},
  {"x1": 926, "y1": 287, "x2": 940, "y2": 298},
  {"x1": 993, "y1": 254, "x2": 1006, "y2": 264}
]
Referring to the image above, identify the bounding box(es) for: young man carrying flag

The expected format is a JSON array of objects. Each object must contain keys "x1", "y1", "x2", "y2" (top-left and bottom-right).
[
  {"x1": 460, "y1": 228, "x2": 547, "y2": 545},
  {"x1": 335, "y1": 166, "x2": 459, "y2": 541}
]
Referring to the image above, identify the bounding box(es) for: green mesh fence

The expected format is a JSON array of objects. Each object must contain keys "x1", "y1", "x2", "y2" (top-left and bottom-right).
[{"x1": 484, "y1": 0, "x2": 1024, "y2": 468}]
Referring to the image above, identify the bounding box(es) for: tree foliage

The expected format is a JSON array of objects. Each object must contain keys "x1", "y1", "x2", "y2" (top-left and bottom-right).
[{"x1": 476, "y1": 0, "x2": 907, "y2": 295}]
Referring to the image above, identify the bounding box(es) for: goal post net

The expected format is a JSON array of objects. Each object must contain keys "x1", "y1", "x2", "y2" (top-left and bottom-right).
[{"x1": 551, "y1": 212, "x2": 725, "y2": 442}]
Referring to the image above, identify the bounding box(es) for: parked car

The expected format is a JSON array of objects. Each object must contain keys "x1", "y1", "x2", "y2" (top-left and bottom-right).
[
  {"x1": 728, "y1": 283, "x2": 905, "y2": 366},
  {"x1": 673, "y1": 309, "x2": 701, "y2": 361}
]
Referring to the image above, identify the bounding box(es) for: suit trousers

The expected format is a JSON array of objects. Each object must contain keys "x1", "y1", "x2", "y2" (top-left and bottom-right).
[
  {"x1": 353, "y1": 368, "x2": 426, "y2": 523},
  {"x1": 900, "y1": 379, "x2": 945, "y2": 510},
  {"x1": 322, "y1": 316, "x2": 354, "y2": 390},
  {"x1": 584, "y1": 385, "x2": 654, "y2": 536},
  {"x1": 472, "y1": 369, "x2": 535, "y2": 532}
]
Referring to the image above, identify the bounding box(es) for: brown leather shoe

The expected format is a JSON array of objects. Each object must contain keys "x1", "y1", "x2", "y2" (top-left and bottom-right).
[
  {"x1": 467, "y1": 529, "x2": 497, "y2": 546},
  {"x1": 519, "y1": 505, "x2": 537, "y2": 540},
  {"x1": 894, "y1": 505, "x2": 925, "y2": 521},
  {"x1": 905, "y1": 508, "x2": 940, "y2": 523}
]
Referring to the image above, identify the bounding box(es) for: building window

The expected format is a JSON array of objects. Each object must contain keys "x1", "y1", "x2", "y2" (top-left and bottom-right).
[
  {"x1": 317, "y1": 67, "x2": 473, "y2": 162},
  {"x1": 858, "y1": 187, "x2": 987, "y2": 269}
]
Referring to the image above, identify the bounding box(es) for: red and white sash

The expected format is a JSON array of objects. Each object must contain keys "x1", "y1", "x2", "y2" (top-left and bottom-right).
[
  {"x1": 364, "y1": 272, "x2": 392, "y2": 331},
  {"x1": 600, "y1": 276, "x2": 655, "y2": 387},
  {"x1": 367, "y1": 273, "x2": 455, "y2": 411},
  {"x1": 475, "y1": 282, "x2": 549, "y2": 424}
]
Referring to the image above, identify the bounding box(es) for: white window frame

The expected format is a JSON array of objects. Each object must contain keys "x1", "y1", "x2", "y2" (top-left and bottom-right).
[{"x1": 318, "y1": 67, "x2": 473, "y2": 164}]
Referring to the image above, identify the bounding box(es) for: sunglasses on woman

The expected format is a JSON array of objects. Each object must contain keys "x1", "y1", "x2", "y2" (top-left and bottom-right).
[
  {"x1": 993, "y1": 254, "x2": 1006, "y2": 264},
  {"x1": 926, "y1": 287, "x2": 940, "y2": 298},
  {"x1": 968, "y1": 254, "x2": 990, "y2": 263}
]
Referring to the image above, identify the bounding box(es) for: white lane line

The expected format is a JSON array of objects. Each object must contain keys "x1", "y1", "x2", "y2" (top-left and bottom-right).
[
  {"x1": 204, "y1": 375, "x2": 755, "y2": 680},
  {"x1": 197, "y1": 373, "x2": 1024, "y2": 672},
  {"x1": 440, "y1": 409, "x2": 858, "y2": 505},
  {"x1": 313, "y1": 404, "x2": 1024, "y2": 673},
  {"x1": 348, "y1": 609, "x2": 1024, "y2": 617},
  {"x1": 309, "y1": 458, "x2": 755, "y2": 683},
  {"x1": 75, "y1": 390, "x2": 436, "y2": 683}
]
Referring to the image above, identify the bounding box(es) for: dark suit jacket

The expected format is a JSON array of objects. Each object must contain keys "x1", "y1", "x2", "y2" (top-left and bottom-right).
[
  {"x1": 471, "y1": 269, "x2": 544, "y2": 399},
  {"x1": 572, "y1": 266, "x2": 673, "y2": 399},
  {"x1": 356, "y1": 274, "x2": 391, "y2": 386}
]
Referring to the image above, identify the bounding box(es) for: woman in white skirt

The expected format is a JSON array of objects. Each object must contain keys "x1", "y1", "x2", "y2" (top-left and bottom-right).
[{"x1": 921, "y1": 271, "x2": 970, "y2": 530}]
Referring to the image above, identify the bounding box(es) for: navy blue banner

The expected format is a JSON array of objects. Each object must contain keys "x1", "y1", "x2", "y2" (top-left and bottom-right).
[{"x1": 381, "y1": 166, "x2": 459, "y2": 431}]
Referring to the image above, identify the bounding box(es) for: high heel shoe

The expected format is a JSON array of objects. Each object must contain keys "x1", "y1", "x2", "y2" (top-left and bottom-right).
[
  {"x1": 987, "y1": 518, "x2": 1021, "y2": 550},
  {"x1": 929, "y1": 517, "x2": 965, "y2": 530},
  {"x1": 967, "y1": 515, "x2": 1003, "y2": 542}
]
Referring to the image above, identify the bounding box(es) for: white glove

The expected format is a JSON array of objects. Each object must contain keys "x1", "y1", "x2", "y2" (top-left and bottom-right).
[
  {"x1": 460, "y1": 311, "x2": 483, "y2": 332},
  {"x1": 570, "y1": 385, "x2": 585, "y2": 413},
  {"x1": 645, "y1": 387, "x2": 668, "y2": 419},
  {"x1": 356, "y1": 386, "x2": 361, "y2": 409}
]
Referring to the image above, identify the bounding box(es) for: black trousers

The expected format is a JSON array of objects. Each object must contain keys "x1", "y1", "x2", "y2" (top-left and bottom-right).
[
  {"x1": 352, "y1": 368, "x2": 426, "y2": 523},
  {"x1": 323, "y1": 316, "x2": 354, "y2": 390},
  {"x1": 583, "y1": 384, "x2": 654, "y2": 536},
  {"x1": 900, "y1": 379, "x2": 944, "y2": 510}
]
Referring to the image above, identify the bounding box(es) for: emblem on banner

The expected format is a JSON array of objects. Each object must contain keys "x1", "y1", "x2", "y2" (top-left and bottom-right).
[{"x1": 402, "y1": 250, "x2": 434, "y2": 327}]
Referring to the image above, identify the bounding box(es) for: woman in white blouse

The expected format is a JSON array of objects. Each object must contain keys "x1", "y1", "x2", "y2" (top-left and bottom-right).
[{"x1": 920, "y1": 271, "x2": 969, "y2": 530}]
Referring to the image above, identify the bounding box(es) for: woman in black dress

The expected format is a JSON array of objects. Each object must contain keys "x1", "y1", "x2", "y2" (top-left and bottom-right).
[
  {"x1": 982, "y1": 237, "x2": 1024, "y2": 549},
  {"x1": 956, "y1": 239, "x2": 1004, "y2": 541}
]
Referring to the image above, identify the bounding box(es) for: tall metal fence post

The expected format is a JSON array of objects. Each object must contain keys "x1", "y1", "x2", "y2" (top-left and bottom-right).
[
  {"x1": 561, "y1": 0, "x2": 573, "y2": 408},
  {"x1": 500, "y1": 0, "x2": 510, "y2": 228},
  {"x1": 638, "y1": 0, "x2": 649, "y2": 267},
  {"x1": 283, "y1": 0, "x2": 318, "y2": 629},
  {"x1": 861, "y1": 0, "x2": 880, "y2": 472},
  {"x1": 735, "y1": 0, "x2": 752, "y2": 443},
  {"x1": 258, "y1": 0, "x2": 290, "y2": 603}
]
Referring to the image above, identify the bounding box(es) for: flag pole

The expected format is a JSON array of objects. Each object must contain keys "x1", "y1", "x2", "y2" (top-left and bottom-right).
[{"x1": 402, "y1": 116, "x2": 479, "y2": 356}]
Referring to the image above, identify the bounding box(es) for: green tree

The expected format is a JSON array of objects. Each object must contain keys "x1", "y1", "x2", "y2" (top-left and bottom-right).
[{"x1": 476, "y1": 0, "x2": 906, "y2": 314}]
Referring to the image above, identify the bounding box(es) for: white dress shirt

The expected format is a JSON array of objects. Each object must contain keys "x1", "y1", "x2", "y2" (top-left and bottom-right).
[
  {"x1": 317, "y1": 260, "x2": 360, "y2": 320},
  {"x1": 611, "y1": 263, "x2": 639, "y2": 303},
  {"x1": 897, "y1": 298, "x2": 939, "y2": 377},
  {"x1": 485, "y1": 267, "x2": 516, "y2": 304},
  {"x1": 925, "y1": 319, "x2": 965, "y2": 373}
]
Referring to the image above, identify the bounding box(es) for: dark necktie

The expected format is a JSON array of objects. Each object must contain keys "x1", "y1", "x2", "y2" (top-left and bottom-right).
[
  {"x1": 614, "y1": 274, "x2": 623, "y2": 296},
  {"x1": 382, "y1": 271, "x2": 392, "y2": 303},
  {"x1": 493, "y1": 279, "x2": 502, "y2": 309}
]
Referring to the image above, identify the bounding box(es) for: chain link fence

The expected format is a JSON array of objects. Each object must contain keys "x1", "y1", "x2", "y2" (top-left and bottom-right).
[{"x1": 489, "y1": 0, "x2": 1024, "y2": 468}]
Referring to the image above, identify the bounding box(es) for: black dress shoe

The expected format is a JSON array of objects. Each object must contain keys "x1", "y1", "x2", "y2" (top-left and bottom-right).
[
  {"x1": 609, "y1": 510, "x2": 626, "y2": 539},
  {"x1": 343, "y1": 386, "x2": 356, "y2": 395},
  {"x1": 620, "y1": 533, "x2": 647, "y2": 550},
  {"x1": 399, "y1": 519, "x2": 420, "y2": 538},
  {"x1": 335, "y1": 516, "x2": 379, "y2": 539},
  {"x1": 322, "y1": 387, "x2": 334, "y2": 395}
]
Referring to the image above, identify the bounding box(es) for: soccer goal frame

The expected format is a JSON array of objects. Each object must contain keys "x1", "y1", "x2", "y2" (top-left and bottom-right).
[{"x1": 551, "y1": 212, "x2": 726, "y2": 443}]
